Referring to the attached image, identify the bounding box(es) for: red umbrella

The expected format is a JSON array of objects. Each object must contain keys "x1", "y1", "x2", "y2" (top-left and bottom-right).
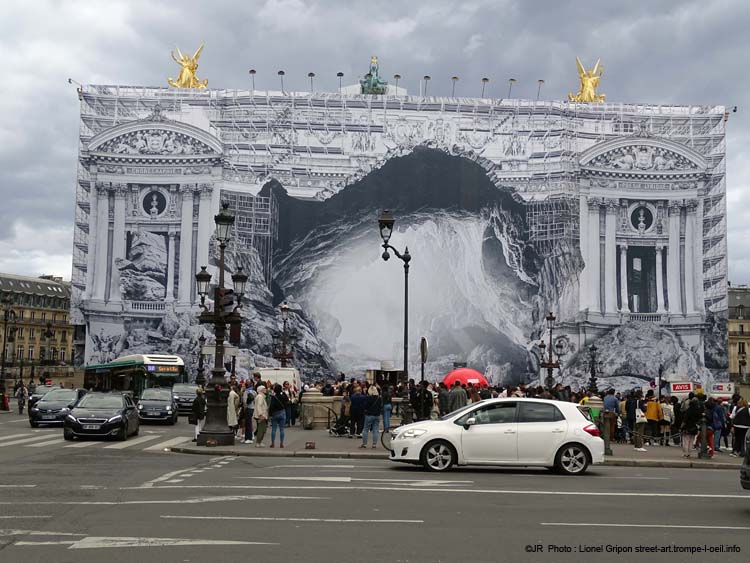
[{"x1": 443, "y1": 368, "x2": 488, "y2": 388}]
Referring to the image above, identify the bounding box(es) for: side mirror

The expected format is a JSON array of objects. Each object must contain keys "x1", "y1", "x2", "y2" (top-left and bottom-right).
[{"x1": 463, "y1": 417, "x2": 476, "y2": 429}]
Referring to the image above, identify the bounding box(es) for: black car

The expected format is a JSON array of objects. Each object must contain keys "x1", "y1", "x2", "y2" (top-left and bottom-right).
[
  {"x1": 138, "y1": 388, "x2": 178, "y2": 424},
  {"x1": 741, "y1": 431, "x2": 750, "y2": 491},
  {"x1": 64, "y1": 392, "x2": 140, "y2": 441},
  {"x1": 171, "y1": 383, "x2": 197, "y2": 416},
  {"x1": 28, "y1": 385, "x2": 55, "y2": 411},
  {"x1": 29, "y1": 388, "x2": 86, "y2": 427}
]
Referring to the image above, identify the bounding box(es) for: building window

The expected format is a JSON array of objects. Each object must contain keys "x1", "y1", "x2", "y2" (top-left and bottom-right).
[
  {"x1": 739, "y1": 305, "x2": 746, "y2": 319},
  {"x1": 16, "y1": 346, "x2": 23, "y2": 360},
  {"x1": 30, "y1": 311, "x2": 35, "y2": 320},
  {"x1": 741, "y1": 325, "x2": 745, "y2": 334},
  {"x1": 41, "y1": 312, "x2": 46, "y2": 320},
  {"x1": 16, "y1": 327, "x2": 23, "y2": 339},
  {"x1": 27, "y1": 348, "x2": 33, "y2": 360},
  {"x1": 740, "y1": 342, "x2": 747, "y2": 355},
  {"x1": 60, "y1": 349, "x2": 66, "y2": 362},
  {"x1": 29, "y1": 328, "x2": 35, "y2": 339}
]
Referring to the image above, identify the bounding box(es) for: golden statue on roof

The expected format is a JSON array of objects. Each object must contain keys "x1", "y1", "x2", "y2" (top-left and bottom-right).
[
  {"x1": 568, "y1": 57, "x2": 605, "y2": 103},
  {"x1": 168, "y1": 43, "x2": 208, "y2": 89}
]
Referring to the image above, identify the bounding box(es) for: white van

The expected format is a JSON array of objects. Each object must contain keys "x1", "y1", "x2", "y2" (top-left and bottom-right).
[{"x1": 252, "y1": 367, "x2": 302, "y2": 391}]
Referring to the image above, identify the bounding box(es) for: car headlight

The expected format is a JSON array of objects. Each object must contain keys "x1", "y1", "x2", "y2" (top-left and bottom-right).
[
  {"x1": 31, "y1": 407, "x2": 38, "y2": 413},
  {"x1": 173, "y1": 395, "x2": 179, "y2": 401},
  {"x1": 166, "y1": 407, "x2": 172, "y2": 412},
  {"x1": 401, "y1": 428, "x2": 428, "y2": 439},
  {"x1": 107, "y1": 415, "x2": 123, "y2": 423},
  {"x1": 61, "y1": 407, "x2": 70, "y2": 413},
  {"x1": 66, "y1": 414, "x2": 77, "y2": 423},
  {"x1": 137, "y1": 404, "x2": 143, "y2": 410}
]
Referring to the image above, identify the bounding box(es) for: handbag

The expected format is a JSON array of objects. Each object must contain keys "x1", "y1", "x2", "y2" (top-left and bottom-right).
[
  {"x1": 635, "y1": 409, "x2": 647, "y2": 424},
  {"x1": 188, "y1": 414, "x2": 197, "y2": 425}
]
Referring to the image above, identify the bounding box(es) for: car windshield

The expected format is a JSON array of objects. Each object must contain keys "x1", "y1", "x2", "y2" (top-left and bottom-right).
[
  {"x1": 141, "y1": 389, "x2": 171, "y2": 400},
  {"x1": 440, "y1": 403, "x2": 479, "y2": 421},
  {"x1": 33, "y1": 387, "x2": 55, "y2": 397},
  {"x1": 171, "y1": 384, "x2": 195, "y2": 393},
  {"x1": 41, "y1": 389, "x2": 76, "y2": 402},
  {"x1": 77, "y1": 394, "x2": 123, "y2": 409}
]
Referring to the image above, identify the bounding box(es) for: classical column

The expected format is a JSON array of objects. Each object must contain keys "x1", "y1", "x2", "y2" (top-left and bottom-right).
[
  {"x1": 196, "y1": 184, "x2": 213, "y2": 272},
  {"x1": 604, "y1": 200, "x2": 618, "y2": 314},
  {"x1": 578, "y1": 195, "x2": 589, "y2": 306},
  {"x1": 694, "y1": 192, "x2": 705, "y2": 313},
  {"x1": 655, "y1": 244, "x2": 666, "y2": 313},
  {"x1": 85, "y1": 181, "x2": 100, "y2": 299},
  {"x1": 587, "y1": 199, "x2": 601, "y2": 314},
  {"x1": 109, "y1": 184, "x2": 127, "y2": 301},
  {"x1": 684, "y1": 202, "x2": 696, "y2": 314},
  {"x1": 166, "y1": 231, "x2": 176, "y2": 302},
  {"x1": 177, "y1": 186, "x2": 195, "y2": 303},
  {"x1": 92, "y1": 184, "x2": 111, "y2": 300},
  {"x1": 619, "y1": 244, "x2": 629, "y2": 312},
  {"x1": 666, "y1": 203, "x2": 682, "y2": 314}
]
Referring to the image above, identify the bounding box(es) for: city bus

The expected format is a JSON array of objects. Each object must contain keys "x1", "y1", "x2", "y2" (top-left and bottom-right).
[{"x1": 84, "y1": 354, "x2": 186, "y2": 399}]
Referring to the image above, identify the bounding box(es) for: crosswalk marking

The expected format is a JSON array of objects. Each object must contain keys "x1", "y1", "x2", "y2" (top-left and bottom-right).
[
  {"x1": 0, "y1": 433, "x2": 34, "y2": 442},
  {"x1": 103, "y1": 435, "x2": 162, "y2": 450},
  {"x1": 143, "y1": 437, "x2": 191, "y2": 451},
  {"x1": 0, "y1": 435, "x2": 57, "y2": 448},
  {"x1": 64, "y1": 440, "x2": 99, "y2": 448},
  {"x1": 26, "y1": 439, "x2": 65, "y2": 448}
]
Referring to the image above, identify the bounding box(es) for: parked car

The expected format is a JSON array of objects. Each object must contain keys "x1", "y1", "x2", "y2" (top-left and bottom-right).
[
  {"x1": 28, "y1": 385, "x2": 56, "y2": 411},
  {"x1": 29, "y1": 388, "x2": 86, "y2": 427},
  {"x1": 389, "y1": 398, "x2": 604, "y2": 474},
  {"x1": 741, "y1": 432, "x2": 750, "y2": 491},
  {"x1": 63, "y1": 392, "x2": 139, "y2": 441},
  {"x1": 171, "y1": 383, "x2": 197, "y2": 416},
  {"x1": 137, "y1": 387, "x2": 178, "y2": 424}
]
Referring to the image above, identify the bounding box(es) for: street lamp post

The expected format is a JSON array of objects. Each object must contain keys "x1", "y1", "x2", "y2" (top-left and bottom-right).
[
  {"x1": 272, "y1": 302, "x2": 295, "y2": 367},
  {"x1": 538, "y1": 311, "x2": 560, "y2": 390},
  {"x1": 378, "y1": 210, "x2": 411, "y2": 380},
  {"x1": 1, "y1": 295, "x2": 17, "y2": 409},
  {"x1": 740, "y1": 352, "x2": 747, "y2": 384},
  {"x1": 195, "y1": 334, "x2": 207, "y2": 387},
  {"x1": 194, "y1": 202, "x2": 249, "y2": 447},
  {"x1": 587, "y1": 344, "x2": 601, "y2": 394}
]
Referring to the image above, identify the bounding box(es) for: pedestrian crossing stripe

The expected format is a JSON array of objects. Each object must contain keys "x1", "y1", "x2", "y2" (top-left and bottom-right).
[{"x1": 0, "y1": 433, "x2": 192, "y2": 452}]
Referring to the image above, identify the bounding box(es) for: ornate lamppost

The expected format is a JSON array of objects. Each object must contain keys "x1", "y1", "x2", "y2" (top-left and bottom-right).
[
  {"x1": 1, "y1": 295, "x2": 17, "y2": 409},
  {"x1": 537, "y1": 311, "x2": 561, "y2": 390},
  {"x1": 194, "y1": 203, "x2": 249, "y2": 447},
  {"x1": 272, "y1": 302, "x2": 295, "y2": 367},
  {"x1": 587, "y1": 343, "x2": 602, "y2": 394},
  {"x1": 195, "y1": 334, "x2": 207, "y2": 387},
  {"x1": 378, "y1": 210, "x2": 411, "y2": 379}
]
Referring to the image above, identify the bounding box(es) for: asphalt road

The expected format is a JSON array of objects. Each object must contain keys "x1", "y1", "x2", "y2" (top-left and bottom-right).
[{"x1": 0, "y1": 411, "x2": 749, "y2": 563}]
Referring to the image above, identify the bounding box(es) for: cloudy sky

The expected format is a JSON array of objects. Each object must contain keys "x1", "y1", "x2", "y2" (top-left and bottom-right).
[{"x1": 1, "y1": 0, "x2": 749, "y2": 282}]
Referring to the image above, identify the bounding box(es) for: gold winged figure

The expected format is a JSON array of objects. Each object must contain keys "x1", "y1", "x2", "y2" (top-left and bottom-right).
[
  {"x1": 568, "y1": 57, "x2": 605, "y2": 103},
  {"x1": 168, "y1": 43, "x2": 208, "y2": 89}
]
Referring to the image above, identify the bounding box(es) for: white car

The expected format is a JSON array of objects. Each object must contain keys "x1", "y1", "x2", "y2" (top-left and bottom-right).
[{"x1": 389, "y1": 398, "x2": 604, "y2": 474}]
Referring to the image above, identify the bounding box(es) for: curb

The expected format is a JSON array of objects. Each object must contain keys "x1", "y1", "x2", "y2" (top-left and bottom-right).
[{"x1": 168, "y1": 446, "x2": 741, "y2": 469}]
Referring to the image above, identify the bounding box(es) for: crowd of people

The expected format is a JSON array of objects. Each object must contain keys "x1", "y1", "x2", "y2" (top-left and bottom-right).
[{"x1": 189, "y1": 373, "x2": 749, "y2": 459}]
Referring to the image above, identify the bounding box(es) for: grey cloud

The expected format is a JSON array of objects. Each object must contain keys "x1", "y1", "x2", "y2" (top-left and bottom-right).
[{"x1": 0, "y1": 0, "x2": 748, "y2": 281}]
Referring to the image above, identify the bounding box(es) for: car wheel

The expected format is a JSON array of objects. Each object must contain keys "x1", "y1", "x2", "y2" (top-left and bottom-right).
[
  {"x1": 420, "y1": 440, "x2": 455, "y2": 472},
  {"x1": 63, "y1": 428, "x2": 74, "y2": 441},
  {"x1": 30, "y1": 421, "x2": 39, "y2": 428},
  {"x1": 555, "y1": 443, "x2": 590, "y2": 475},
  {"x1": 118, "y1": 422, "x2": 128, "y2": 441}
]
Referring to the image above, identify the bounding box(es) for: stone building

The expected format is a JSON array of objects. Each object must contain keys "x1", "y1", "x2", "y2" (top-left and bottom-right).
[
  {"x1": 729, "y1": 284, "x2": 750, "y2": 383},
  {"x1": 0, "y1": 273, "x2": 74, "y2": 374}
]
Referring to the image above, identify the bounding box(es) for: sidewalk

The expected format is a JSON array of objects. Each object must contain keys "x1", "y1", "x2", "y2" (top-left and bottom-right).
[{"x1": 170, "y1": 427, "x2": 742, "y2": 470}]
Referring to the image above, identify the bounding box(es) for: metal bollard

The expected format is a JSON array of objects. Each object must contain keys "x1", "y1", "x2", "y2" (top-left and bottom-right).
[{"x1": 600, "y1": 412, "x2": 613, "y2": 456}]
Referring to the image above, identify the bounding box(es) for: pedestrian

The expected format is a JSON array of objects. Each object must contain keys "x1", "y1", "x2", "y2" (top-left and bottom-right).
[
  {"x1": 227, "y1": 385, "x2": 240, "y2": 434},
  {"x1": 253, "y1": 385, "x2": 268, "y2": 447},
  {"x1": 282, "y1": 381, "x2": 294, "y2": 427},
  {"x1": 437, "y1": 382, "x2": 450, "y2": 416},
  {"x1": 602, "y1": 389, "x2": 619, "y2": 442},
  {"x1": 268, "y1": 383, "x2": 289, "y2": 448},
  {"x1": 243, "y1": 384, "x2": 257, "y2": 444},
  {"x1": 448, "y1": 381, "x2": 468, "y2": 412},
  {"x1": 730, "y1": 398, "x2": 749, "y2": 457},
  {"x1": 382, "y1": 384, "x2": 393, "y2": 432},
  {"x1": 415, "y1": 380, "x2": 433, "y2": 421},
  {"x1": 349, "y1": 384, "x2": 366, "y2": 437},
  {"x1": 660, "y1": 396, "x2": 674, "y2": 446},
  {"x1": 680, "y1": 393, "x2": 702, "y2": 458},
  {"x1": 360, "y1": 385, "x2": 382, "y2": 449},
  {"x1": 191, "y1": 387, "x2": 206, "y2": 442},
  {"x1": 624, "y1": 392, "x2": 637, "y2": 444},
  {"x1": 633, "y1": 390, "x2": 648, "y2": 452},
  {"x1": 15, "y1": 383, "x2": 28, "y2": 415},
  {"x1": 708, "y1": 397, "x2": 725, "y2": 453},
  {"x1": 643, "y1": 390, "x2": 663, "y2": 446},
  {"x1": 671, "y1": 396, "x2": 682, "y2": 446}
]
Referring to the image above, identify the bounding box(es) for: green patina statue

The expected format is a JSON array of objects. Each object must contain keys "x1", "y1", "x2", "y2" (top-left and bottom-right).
[{"x1": 360, "y1": 55, "x2": 388, "y2": 95}]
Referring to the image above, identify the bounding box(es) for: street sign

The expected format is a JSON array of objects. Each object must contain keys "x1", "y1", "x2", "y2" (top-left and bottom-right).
[
  {"x1": 201, "y1": 345, "x2": 239, "y2": 357},
  {"x1": 420, "y1": 337, "x2": 428, "y2": 363}
]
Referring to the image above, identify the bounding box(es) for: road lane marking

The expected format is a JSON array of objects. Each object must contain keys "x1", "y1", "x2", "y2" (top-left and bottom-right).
[
  {"x1": 268, "y1": 464, "x2": 388, "y2": 469},
  {"x1": 0, "y1": 433, "x2": 34, "y2": 442},
  {"x1": 162, "y1": 515, "x2": 423, "y2": 524},
  {"x1": 165, "y1": 479, "x2": 184, "y2": 483},
  {"x1": 103, "y1": 434, "x2": 162, "y2": 449},
  {"x1": 0, "y1": 435, "x2": 59, "y2": 448},
  {"x1": 26, "y1": 439, "x2": 66, "y2": 448},
  {"x1": 240, "y1": 476, "x2": 474, "y2": 485},
  {"x1": 143, "y1": 437, "x2": 191, "y2": 451},
  {"x1": 122, "y1": 484, "x2": 750, "y2": 499},
  {"x1": 16, "y1": 541, "x2": 76, "y2": 546},
  {"x1": 0, "y1": 495, "x2": 327, "y2": 506},
  {"x1": 0, "y1": 529, "x2": 85, "y2": 536},
  {"x1": 542, "y1": 522, "x2": 750, "y2": 531},
  {"x1": 0, "y1": 485, "x2": 35, "y2": 488},
  {"x1": 0, "y1": 516, "x2": 50, "y2": 519}
]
